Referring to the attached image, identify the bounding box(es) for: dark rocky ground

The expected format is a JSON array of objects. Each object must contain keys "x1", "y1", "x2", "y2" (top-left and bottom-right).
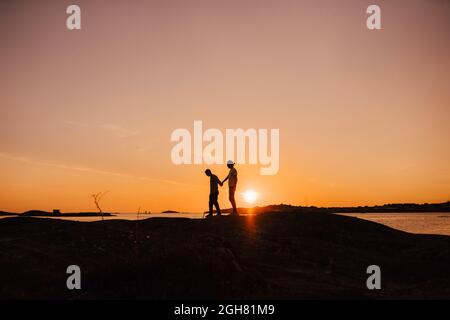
[{"x1": 1, "y1": 211, "x2": 450, "y2": 299}]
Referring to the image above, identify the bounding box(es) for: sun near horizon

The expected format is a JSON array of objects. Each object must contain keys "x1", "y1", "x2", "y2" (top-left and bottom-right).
[{"x1": 242, "y1": 190, "x2": 259, "y2": 205}]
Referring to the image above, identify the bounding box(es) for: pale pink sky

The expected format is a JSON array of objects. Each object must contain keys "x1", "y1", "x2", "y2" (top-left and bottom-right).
[{"x1": 0, "y1": 0, "x2": 449, "y2": 212}]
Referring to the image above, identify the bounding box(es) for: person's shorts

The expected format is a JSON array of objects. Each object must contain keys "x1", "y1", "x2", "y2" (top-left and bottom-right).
[
  {"x1": 229, "y1": 186, "x2": 236, "y2": 196},
  {"x1": 209, "y1": 191, "x2": 219, "y2": 203}
]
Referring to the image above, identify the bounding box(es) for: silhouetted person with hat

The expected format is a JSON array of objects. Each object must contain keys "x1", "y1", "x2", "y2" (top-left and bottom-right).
[
  {"x1": 222, "y1": 160, "x2": 238, "y2": 215},
  {"x1": 205, "y1": 169, "x2": 222, "y2": 217}
]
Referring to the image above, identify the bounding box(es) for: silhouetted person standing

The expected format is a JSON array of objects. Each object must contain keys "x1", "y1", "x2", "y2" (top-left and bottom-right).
[
  {"x1": 222, "y1": 160, "x2": 238, "y2": 215},
  {"x1": 205, "y1": 169, "x2": 222, "y2": 217}
]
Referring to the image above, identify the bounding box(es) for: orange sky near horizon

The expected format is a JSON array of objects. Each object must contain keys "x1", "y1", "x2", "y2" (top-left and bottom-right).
[{"x1": 1, "y1": 0, "x2": 449, "y2": 213}]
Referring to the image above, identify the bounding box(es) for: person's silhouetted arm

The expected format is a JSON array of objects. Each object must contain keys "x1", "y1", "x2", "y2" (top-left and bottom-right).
[
  {"x1": 222, "y1": 173, "x2": 229, "y2": 185},
  {"x1": 216, "y1": 176, "x2": 223, "y2": 187}
]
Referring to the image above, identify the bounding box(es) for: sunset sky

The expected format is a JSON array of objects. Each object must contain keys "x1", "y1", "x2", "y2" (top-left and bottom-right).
[{"x1": 1, "y1": 0, "x2": 449, "y2": 213}]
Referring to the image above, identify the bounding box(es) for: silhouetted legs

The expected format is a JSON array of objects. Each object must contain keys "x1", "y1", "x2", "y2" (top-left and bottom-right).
[
  {"x1": 209, "y1": 192, "x2": 221, "y2": 216},
  {"x1": 229, "y1": 186, "x2": 238, "y2": 215}
]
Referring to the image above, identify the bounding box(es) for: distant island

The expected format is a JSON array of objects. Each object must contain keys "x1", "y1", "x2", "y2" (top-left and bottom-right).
[
  {"x1": 307, "y1": 201, "x2": 450, "y2": 213},
  {"x1": 161, "y1": 210, "x2": 180, "y2": 214},
  {"x1": 205, "y1": 202, "x2": 450, "y2": 214},
  {"x1": 0, "y1": 211, "x2": 18, "y2": 216}
]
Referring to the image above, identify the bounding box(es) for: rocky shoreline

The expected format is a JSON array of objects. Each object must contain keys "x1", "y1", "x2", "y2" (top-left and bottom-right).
[{"x1": 1, "y1": 211, "x2": 449, "y2": 299}]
